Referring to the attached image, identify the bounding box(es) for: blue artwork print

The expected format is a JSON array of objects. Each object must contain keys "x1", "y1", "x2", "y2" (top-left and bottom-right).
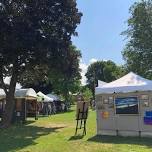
[
  {"x1": 115, "y1": 97, "x2": 139, "y2": 114},
  {"x1": 144, "y1": 111, "x2": 152, "y2": 125}
]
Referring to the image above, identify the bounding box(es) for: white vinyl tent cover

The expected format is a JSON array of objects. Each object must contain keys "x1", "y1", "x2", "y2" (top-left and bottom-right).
[
  {"x1": 15, "y1": 88, "x2": 37, "y2": 98},
  {"x1": 46, "y1": 94, "x2": 60, "y2": 101},
  {"x1": 37, "y1": 91, "x2": 53, "y2": 102},
  {"x1": 0, "y1": 88, "x2": 37, "y2": 99},
  {"x1": 98, "y1": 80, "x2": 107, "y2": 87},
  {"x1": 95, "y1": 72, "x2": 152, "y2": 95}
]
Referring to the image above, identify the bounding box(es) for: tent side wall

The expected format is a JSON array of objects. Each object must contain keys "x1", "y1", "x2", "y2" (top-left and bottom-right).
[
  {"x1": 96, "y1": 91, "x2": 152, "y2": 137},
  {"x1": 13, "y1": 98, "x2": 27, "y2": 123},
  {"x1": 13, "y1": 98, "x2": 38, "y2": 122}
]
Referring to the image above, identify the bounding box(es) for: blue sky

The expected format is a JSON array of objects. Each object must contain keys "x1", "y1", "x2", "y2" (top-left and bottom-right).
[
  {"x1": 72, "y1": 0, "x2": 137, "y2": 65},
  {"x1": 72, "y1": 0, "x2": 138, "y2": 84}
]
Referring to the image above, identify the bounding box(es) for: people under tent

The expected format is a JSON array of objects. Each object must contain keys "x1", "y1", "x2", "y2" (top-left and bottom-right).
[
  {"x1": 37, "y1": 91, "x2": 55, "y2": 116},
  {"x1": 46, "y1": 93, "x2": 69, "y2": 112}
]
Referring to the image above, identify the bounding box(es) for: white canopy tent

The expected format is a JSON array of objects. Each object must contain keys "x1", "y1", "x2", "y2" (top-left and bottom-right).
[
  {"x1": 95, "y1": 72, "x2": 152, "y2": 95},
  {"x1": 15, "y1": 88, "x2": 37, "y2": 99},
  {"x1": 37, "y1": 91, "x2": 53, "y2": 102},
  {"x1": 98, "y1": 80, "x2": 107, "y2": 87},
  {"x1": 46, "y1": 93, "x2": 60, "y2": 101},
  {"x1": 0, "y1": 88, "x2": 37, "y2": 100}
]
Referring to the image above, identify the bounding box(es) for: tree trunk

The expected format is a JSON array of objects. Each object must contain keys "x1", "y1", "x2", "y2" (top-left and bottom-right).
[
  {"x1": 1, "y1": 91, "x2": 16, "y2": 128},
  {"x1": 0, "y1": 66, "x2": 17, "y2": 128}
]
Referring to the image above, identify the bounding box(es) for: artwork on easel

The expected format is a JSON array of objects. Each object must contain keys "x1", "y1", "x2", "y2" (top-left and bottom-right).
[
  {"x1": 76, "y1": 101, "x2": 89, "y2": 120},
  {"x1": 75, "y1": 101, "x2": 89, "y2": 135}
]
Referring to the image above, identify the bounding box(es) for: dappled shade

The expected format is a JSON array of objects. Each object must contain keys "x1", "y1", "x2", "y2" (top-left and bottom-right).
[{"x1": 0, "y1": 121, "x2": 65, "y2": 152}]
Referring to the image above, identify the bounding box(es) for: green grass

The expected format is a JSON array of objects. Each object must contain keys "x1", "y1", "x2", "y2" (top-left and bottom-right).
[{"x1": 0, "y1": 106, "x2": 152, "y2": 152}]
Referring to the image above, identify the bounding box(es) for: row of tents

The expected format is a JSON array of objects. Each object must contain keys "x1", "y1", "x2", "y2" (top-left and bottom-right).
[{"x1": 0, "y1": 88, "x2": 66, "y2": 123}]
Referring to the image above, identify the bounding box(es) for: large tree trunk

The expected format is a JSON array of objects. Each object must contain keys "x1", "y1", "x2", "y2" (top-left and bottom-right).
[
  {"x1": 1, "y1": 66, "x2": 17, "y2": 128},
  {"x1": 1, "y1": 91, "x2": 16, "y2": 128}
]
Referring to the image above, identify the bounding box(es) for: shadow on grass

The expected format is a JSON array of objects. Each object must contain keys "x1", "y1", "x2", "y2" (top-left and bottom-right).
[
  {"x1": 0, "y1": 121, "x2": 65, "y2": 152},
  {"x1": 55, "y1": 109, "x2": 75, "y2": 115},
  {"x1": 23, "y1": 120, "x2": 36, "y2": 125},
  {"x1": 88, "y1": 135, "x2": 152, "y2": 148},
  {"x1": 69, "y1": 135, "x2": 84, "y2": 140},
  {"x1": 37, "y1": 109, "x2": 75, "y2": 117}
]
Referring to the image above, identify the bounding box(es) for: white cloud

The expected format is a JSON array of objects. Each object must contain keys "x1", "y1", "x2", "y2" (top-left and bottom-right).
[
  {"x1": 79, "y1": 62, "x2": 88, "y2": 85},
  {"x1": 89, "y1": 58, "x2": 97, "y2": 64},
  {"x1": 80, "y1": 58, "x2": 98, "y2": 85}
]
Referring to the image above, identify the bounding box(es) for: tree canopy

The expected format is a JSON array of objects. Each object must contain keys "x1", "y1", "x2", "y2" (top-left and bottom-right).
[
  {"x1": 0, "y1": 0, "x2": 82, "y2": 127},
  {"x1": 21, "y1": 45, "x2": 82, "y2": 100},
  {"x1": 122, "y1": 0, "x2": 152, "y2": 79},
  {"x1": 49, "y1": 45, "x2": 82, "y2": 102},
  {"x1": 85, "y1": 60, "x2": 125, "y2": 98}
]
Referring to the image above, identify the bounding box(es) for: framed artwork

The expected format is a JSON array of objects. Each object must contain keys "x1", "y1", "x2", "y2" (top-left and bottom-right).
[
  {"x1": 103, "y1": 98, "x2": 109, "y2": 104},
  {"x1": 141, "y1": 95, "x2": 149, "y2": 100},
  {"x1": 109, "y1": 96, "x2": 113, "y2": 100},
  {"x1": 109, "y1": 97, "x2": 113, "y2": 104},
  {"x1": 142, "y1": 100, "x2": 149, "y2": 107},
  {"x1": 101, "y1": 111, "x2": 109, "y2": 119},
  {"x1": 115, "y1": 97, "x2": 139, "y2": 114},
  {"x1": 144, "y1": 111, "x2": 152, "y2": 125},
  {"x1": 108, "y1": 97, "x2": 114, "y2": 108}
]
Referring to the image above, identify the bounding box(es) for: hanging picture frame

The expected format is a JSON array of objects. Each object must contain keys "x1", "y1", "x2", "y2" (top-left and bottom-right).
[
  {"x1": 108, "y1": 96, "x2": 113, "y2": 104},
  {"x1": 143, "y1": 101, "x2": 149, "y2": 107},
  {"x1": 108, "y1": 96, "x2": 114, "y2": 108},
  {"x1": 141, "y1": 95, "x2": 149, "y2": 100},
  {"x1": 103, "y1": 98, "x2": 109, "y2": 104}
]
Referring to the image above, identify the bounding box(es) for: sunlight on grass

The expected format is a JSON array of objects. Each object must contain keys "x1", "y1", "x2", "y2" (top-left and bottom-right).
[{"x1": 0, "y1": 106, "x2": 152, "y2": 152}]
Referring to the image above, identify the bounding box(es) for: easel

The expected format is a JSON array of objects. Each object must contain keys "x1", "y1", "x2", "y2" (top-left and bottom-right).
[{"x1": 75, "y1": 102, "x2": 88, "y2": 135}]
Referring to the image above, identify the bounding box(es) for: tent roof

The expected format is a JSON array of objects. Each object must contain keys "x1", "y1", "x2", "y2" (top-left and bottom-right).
[
  {"x1": 15, "y1": 88, "x2": 37, "y2": 98},
  {"x1": 98, "y1": 80, "x2": 107, "y2": 87},
  {"x1": 0, "y1": 88, "x2": 37, "y2": 99},
  {"x1": 37, "y1": 91, "x2": 53, "y2": 102},
  {"x1": 46, "y1": 94, "x2": 60, "y2": 101},
  {"x1": 95, "y1": 72, "x2": 152, "y2": 95}
]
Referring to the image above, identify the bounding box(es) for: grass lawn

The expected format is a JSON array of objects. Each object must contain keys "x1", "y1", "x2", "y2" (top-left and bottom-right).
[{"x1": 0, "y1": 106, "x2": 152, "y2": 152}]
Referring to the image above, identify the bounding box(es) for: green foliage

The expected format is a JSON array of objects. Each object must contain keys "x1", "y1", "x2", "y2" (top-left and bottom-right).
[
  {"x1": 81, "y1": 87, "x2": 93, "y2": 102},
  {"x1": 0, "y1": 0, "x2": 82, "y2": 87},
  {"x1": 49, "y1": 45, "x2": 82, "y2": 102},
  {"x1": 85, "y1": 60, "x2": 125, "y2": 97},
  {"x1": 122, "y1": 0, "x2": 152, "y2": 79},
  {"x1": 0, "y1": 0, "x2": 82, "y2": 126},
  {"x1": 0, "y1": 107, "x2": 152, "y2": 152}
]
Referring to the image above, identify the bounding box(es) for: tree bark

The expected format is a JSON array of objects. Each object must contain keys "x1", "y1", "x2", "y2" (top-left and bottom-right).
[
  {"x1": 0, "y1": 65, "x2": 17, "y2": 128},
  {"x1": 1, "y1": 91, "x2": 16, "y2": 128}
]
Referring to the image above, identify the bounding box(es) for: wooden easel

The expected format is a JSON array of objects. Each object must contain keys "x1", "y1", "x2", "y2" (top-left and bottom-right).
[{"x1": 75, "y1": 102, "x2": 88, "y2": 135}]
